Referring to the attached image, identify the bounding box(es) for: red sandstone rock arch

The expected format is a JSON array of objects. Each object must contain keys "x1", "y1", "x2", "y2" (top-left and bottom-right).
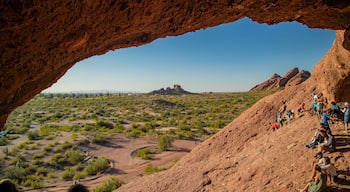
[{"x1": 1, "y1": 1, "x2": 350, "y2": 128}]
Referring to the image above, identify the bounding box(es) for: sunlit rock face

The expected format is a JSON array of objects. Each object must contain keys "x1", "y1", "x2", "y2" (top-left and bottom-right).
[{"x1": 0, "y1": 1, "x2": 349, "y2": 128}]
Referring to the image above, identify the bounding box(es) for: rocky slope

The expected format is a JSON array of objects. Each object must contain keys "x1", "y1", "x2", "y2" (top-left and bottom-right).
[
  {"x1": 115, "y1": 31, "x2": 350, "y2": 192},
  {"x1": 250, "y1": 67, "x2": 310, "y2": 91}
]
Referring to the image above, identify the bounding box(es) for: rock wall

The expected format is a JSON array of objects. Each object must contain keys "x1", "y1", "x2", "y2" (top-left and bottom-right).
[{"x1": 0, "y1": 1, "x2": 349, "y2": 126}]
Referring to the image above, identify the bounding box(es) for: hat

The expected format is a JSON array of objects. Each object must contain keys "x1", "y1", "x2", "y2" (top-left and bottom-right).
[{"x1": 314, "y1": 151, "x2": 323, "y2": 158}]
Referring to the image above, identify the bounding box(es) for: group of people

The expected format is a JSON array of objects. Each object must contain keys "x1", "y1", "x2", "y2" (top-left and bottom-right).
[
  {"x1": 300, "y1": 94, "x2": 348, "y2": 191},
  {"x1": 271, "y1": 93, "x2": 347, "y2": 191},
  {"x1": 0, "y1": 179, "x2": 89, "y2": 192},
  {"x1": 271, "y1": 100, "x2": 296, "y2": 131}
]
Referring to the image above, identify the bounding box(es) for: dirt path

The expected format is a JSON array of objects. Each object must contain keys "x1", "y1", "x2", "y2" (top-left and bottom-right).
[{"x1": 29, "y1": 134, "x2": 197, "y2": 192}]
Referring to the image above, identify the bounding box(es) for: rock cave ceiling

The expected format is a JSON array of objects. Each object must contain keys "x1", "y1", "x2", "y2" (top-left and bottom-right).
[{"x1": 1, "y1": 0, "x2": 350, "y2": 129}]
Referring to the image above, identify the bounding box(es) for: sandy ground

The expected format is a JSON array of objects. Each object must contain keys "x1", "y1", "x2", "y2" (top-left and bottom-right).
[{"x1": 23, "y1": 134, "x2": 197, "y2": 192}]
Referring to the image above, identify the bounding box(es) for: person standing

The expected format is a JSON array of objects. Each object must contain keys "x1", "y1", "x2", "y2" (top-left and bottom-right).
[{"x1": 342, "y1": 102, "x2": 349, "y2": 133}]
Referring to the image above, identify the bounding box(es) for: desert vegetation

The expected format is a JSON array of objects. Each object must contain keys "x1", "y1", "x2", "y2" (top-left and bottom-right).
[{"x1": 0, "y1": 90, "x2": 274, "y2": 190}]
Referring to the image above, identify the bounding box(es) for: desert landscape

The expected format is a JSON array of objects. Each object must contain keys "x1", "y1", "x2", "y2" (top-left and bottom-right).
[
  {"x1": 1, "y1": 1, "x2": 350, "y2": 192},
  {"x1": 0, "y1": 90, "x2": 272, "y2": 191}
]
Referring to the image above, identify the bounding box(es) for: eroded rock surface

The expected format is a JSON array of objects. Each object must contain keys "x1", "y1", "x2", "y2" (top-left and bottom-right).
[
  {"x1": 250, "y1": 67, "x2": 310, "y2": 91},
  {"x1": 1, "y1": 1, "x2": 350, "y2": 128}
]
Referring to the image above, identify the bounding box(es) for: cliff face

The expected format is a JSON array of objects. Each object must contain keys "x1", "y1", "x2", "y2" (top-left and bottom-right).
[{"x1": 1, "y1": 0, "x2": 350, "y2": 129}]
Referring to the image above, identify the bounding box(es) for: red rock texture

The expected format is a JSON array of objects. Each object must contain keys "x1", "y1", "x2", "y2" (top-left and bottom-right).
[
  {"x1": 250, "y1": 67, "x2": 310, "y2": 91},
  {"x1": 1, "y1": 1, "x2": 350, "y2": 129}
]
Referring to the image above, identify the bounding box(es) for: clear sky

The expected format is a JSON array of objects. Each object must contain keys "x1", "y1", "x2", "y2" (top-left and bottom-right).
[{"x1": 43, "y1": 18, "x2": 335, "y2": 93}]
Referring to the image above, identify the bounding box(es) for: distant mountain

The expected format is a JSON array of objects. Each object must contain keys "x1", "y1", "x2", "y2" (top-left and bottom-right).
[
  {"x1": 250, "y1": 67, "x2": 310, "y2": 91},
  {"x1": 148, "y1": 84, "x2": 192, "y2": 95}
]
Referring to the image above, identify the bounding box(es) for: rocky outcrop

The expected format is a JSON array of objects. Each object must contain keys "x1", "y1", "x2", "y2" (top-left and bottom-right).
[
  {"x1": 0, "y1": 1, "x2": 350, "y2": 129},
  {"x1": 250, "y1": 73, "x2": 282, "y2": 90},
  {"x1": 285, "y1": 70, "x2": 311, "y2": 87},
  {"x1": 148, "y1": 85, "x2": 192, "y2": 95},
  {"x1": 250, "y1": 67, "x2": 310, "y2": 91}
]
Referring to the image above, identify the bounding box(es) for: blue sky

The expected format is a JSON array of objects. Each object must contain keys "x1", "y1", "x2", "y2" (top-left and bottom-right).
[{"x1": 43, "y1": 18, "x2": 335, "y2": 93}]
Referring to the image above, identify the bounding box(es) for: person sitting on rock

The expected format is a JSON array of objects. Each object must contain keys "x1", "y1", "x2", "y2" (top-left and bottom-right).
[
  {"x1": 306, "y1": 129, "x2": 328, "y2": 149},
  {"x1": 300, "y1": 165, "x2": 328, "y2": 192},
  {"x1": 311, "y1": 151, "x2": 324, "y2": 169},
  {"x1": 320, "y1": 156, "x2": 338, "y2": 184}
]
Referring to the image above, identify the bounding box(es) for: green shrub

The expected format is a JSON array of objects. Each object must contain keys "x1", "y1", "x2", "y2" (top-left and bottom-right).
[
  {"x1": 144, "y1": 163, "x2": 166, "y2": 175},
  {"x1": 36, "y1": 167, "x2": 49, "y2": 176},
  {"x1": 22, "y1": 175, "x2": 42, "y2": 189},
  {"x1": 61, "y1": 167, "x2": 75, "y2": 180},
  {"x1": 50, "y1": 153, "x2": 66, "y2": 167},
  {"x1": 47, "y1": 172, "x2": 57, "y2": 179},
  {"x1": 27, "y1": 130, "x2": 40, "y2": 140},
  {"x1": 83, "y1": 157, "x2": 110, "y2": 175},
  {"x1": 73, "y1": 171, "x2": 88, "y2": 180},
  {"x1": 92, "y1": 177, "x2": 124, "y2": 192},
  {"x1": 157, "y1": 135, "x2": 174, "y2": 151},
  {"x1": 32, "y1": 159, "x2": 44, "y2": 165},
  {"x1": 136, "y1": 148, "x2": 154, "y2": 160},
  {"x1": 0, "y1": 137, "x2": 9, "y2": 146},
  {"x1": 64, "y1": 149, "x2": 84, "y2": 164},
  {"x1": 92, "y1": 133, "x2": 109, "y2": 144},
  {"x1": 4, "y1": 166, "x2": 27, "y2": 183}
]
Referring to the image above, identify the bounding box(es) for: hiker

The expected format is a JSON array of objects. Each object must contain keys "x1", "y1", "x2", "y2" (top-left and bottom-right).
[
  {"x1": 297, "y1": 102, "x2": 305, "y2": 116},
  {"x1": 320, "y1": 122, "x2": 332, "y2": 136},
  {"x1": 68, "y1": 183, "x2": 89, "y2": 192},
  {"x1": 330, "y1": 101, "x2": 341, "y2": 118},
  {"x1": 299, "y1": 165, "x2": 327, "y2": 192},
  {"x1": 316, "y1": 102, "x2": 324, "y2": 119},
  {"x1": 277, "y1": 112, "x2": 284, "y2": 127},
  {"x1": 306, "y1": 129, "x2": 328, "y2": 149},
  {"x1": 0, "y1": 179, "x2": 19, "y2": 192},
  {"x1": 286, "y1": 110, "x2": 294, "y2": 124},
  {"x1": 321, "y1": 110, "x2": 331, "y2": 130},
  {"x1": 342, "y1": 102, "x2": 349, "y2": 133},
  {"x1": 313, "y1": 93, "x2": 319, "y2": 101},
  {"x1": 278, "y1": 100, "x2": 287, "y2": 115},
  {"x1": 311, "y1": 101, "x2": 318, "y2": 115},
  {"x1": 320, "y1": 156, "x2": 338, "y2": 184},
  {"x1": 271, "y1": 122, "x2": 279, "y2": 131}
]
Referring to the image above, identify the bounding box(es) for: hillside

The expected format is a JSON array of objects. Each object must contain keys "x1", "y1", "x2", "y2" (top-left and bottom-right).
[{"x1": 116, "y1": 31, "x2": 350, "y2": 191}]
